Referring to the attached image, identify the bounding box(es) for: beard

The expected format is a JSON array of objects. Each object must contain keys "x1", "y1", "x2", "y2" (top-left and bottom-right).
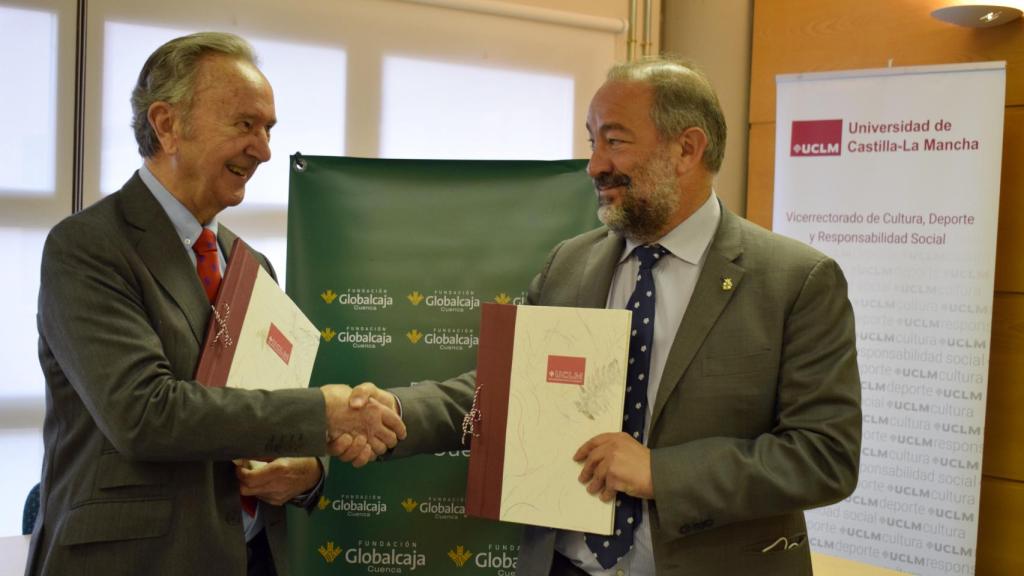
[{"x1": 595, "y1": 149, "x2": 680, "y2": 243}]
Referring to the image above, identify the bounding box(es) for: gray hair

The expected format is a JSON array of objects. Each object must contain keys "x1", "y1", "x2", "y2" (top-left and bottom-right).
[
  {"x1": 131, "y1": 32, "x2": 258, "y2": 157},
  {"x1": 606, "y1": 58, "x2": 727, "y2": 173}
]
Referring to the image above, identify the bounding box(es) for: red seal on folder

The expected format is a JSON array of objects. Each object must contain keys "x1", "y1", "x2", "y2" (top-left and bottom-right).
[
  {"x1": 266, "y1": 323, "x2": 293, "y2": 365},
  {"x1": 546, "y1": 355, "x2": 586, "y2": 385}
]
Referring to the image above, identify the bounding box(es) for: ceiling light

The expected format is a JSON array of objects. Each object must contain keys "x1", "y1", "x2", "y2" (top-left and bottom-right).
[{"x1": 931, "y1": 4, "x2": 1023, "y2": 27}]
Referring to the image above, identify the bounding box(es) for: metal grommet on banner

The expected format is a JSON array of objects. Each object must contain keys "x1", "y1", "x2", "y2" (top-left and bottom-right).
[{"x1": 293, "y1": 152, "x2": 306, "y2": 173}]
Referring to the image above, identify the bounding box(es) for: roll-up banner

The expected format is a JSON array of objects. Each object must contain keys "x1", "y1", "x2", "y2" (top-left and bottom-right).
[
  {"x1": 774, "y1": 62, "x2": 1005, "y2": 575},
  {"x1": 285, "y1": 155, "x2": 598, "y2": 575}
]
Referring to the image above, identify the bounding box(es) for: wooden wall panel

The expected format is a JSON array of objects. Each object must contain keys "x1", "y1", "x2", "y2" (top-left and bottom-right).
[
  {"x1": 663, "y1": 0, "x2": 753, "y2": 216},
  {"x1": 983, "y1": 293, "x2": 1024, "y2": 481},
  {"x1": 996, "y1": 108, "x2": 1024, "y2": 293},
  {"x1": 977, "y1": 477, "x2": 1024, "y2": 575},
  {"x1": 746, "y1": 122, "x2": 774, "y2": 229},
  {"x1": 750, "y1": 0, "x2": 1024, "y2": 124}
]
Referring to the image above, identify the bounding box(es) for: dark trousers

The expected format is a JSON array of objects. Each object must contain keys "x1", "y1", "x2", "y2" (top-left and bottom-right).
[{"x1": 246, "y1": 529, "x2": 277, "y2": 576}]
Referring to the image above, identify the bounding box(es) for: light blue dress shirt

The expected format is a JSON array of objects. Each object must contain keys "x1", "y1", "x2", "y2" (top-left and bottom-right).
[
  {"x1": 554, "y1": 193, "x2": 721, "y2": 576},
  {"x1": 138, "y1": 164, "x2": 265, "y2": 541}
]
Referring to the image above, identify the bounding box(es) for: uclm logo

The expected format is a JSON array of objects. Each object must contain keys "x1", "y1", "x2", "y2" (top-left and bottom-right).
[
  {"x1": 791, "y1": 119, "x2": 842, "y2": 156},
  {"x1": 547, "y1": 355, "x2": 586, "y2": 385}
]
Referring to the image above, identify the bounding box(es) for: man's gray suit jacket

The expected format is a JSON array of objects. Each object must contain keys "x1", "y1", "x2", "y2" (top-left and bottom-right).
[
  {"x1": 27, "y1": 173, "x2": 328, "y2": 576},
  {"x1": 392, "y1": 204, "x2": 861, "y2": 575}
]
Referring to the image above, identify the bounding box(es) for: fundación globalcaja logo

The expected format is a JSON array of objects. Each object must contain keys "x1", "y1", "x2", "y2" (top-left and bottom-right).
[
  {"x1": 320, "y1": 287, "x2": 394, "y2": 311},
  {"x1": 494, "y1": 291, "x2": 528, "y2": 305},
  {"x1": 406, "y1": 289, "x2": 481, "y2": 313},
  {"x1": 406, "y1": 290, "x2": 528, "y2": 308},
  {"x1": 447, "y1": 543, "x2": 519, "y2": 571},
  {"x1": 405, "y1": 327, "x2": 479, "y2": 351},
  {"x1": 400, "y1": 496, "x2": 465, "y2": 520},
  {"x1": 791, "y1": 119, "x2": 842, "y2": 157},
  {"x1": 317, "y1": 494, "x2": 387, "y2": 517},
  {"x1": 318, "y1": 325, "x2": 392, "y2": 349},
  {"x1": 317, "y1": 539, "x2": 426, "y2": 570}
]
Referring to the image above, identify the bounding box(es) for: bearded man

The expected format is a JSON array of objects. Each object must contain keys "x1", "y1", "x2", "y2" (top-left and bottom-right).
[{"x1": 361, "y1": 57, "x2": 862, "y2": 576}]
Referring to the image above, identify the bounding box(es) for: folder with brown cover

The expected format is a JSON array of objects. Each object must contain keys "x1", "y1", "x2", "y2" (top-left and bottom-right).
[
  {"x1": 465, "y1": 303, "x2": 630, "y2": 535},
  {"x1": 194, "y1": 238, "x2": 320, "y2": 392}
]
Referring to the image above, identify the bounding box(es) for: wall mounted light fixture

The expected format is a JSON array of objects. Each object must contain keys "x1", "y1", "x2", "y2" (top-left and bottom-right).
[{"x1": 931, "y1": 4, "x2": 1023, "y2": 28}]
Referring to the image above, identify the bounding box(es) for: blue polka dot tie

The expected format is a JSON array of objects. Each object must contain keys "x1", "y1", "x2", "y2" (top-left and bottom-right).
[{"x1": 585, "y1": 243, "x2": 668, "y2": 569}]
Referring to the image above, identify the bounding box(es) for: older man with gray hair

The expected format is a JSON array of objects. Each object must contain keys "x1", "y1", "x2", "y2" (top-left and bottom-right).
[{"x1": 28, "y1": 32, "x2": 403, "y2": 576}]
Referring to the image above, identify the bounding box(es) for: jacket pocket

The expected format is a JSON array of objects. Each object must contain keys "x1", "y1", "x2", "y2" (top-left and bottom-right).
[{"x1": 58, "y1": 498, "x2": 172, "y2": 546}]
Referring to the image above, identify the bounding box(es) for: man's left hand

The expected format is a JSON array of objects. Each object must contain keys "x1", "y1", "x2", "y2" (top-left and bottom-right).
[
  {"x1": 236, "y1": 457, "x2": 321, "y2": 506},
  {"x1": 575, "y1": 432, "x2": 653, "y2": 501}
]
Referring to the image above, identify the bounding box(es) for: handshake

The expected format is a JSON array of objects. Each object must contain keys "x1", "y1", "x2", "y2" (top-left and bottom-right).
[{"x1": 320, "y1": 383, "x2": 405, "y2": 467}]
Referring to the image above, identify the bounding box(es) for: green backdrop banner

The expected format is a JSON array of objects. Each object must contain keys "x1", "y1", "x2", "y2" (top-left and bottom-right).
[{"x1": 285, "y1": 155, "x2": 598, "y2": 575}]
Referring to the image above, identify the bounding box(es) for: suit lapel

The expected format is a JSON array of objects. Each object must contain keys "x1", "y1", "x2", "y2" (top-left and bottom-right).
[
  {"x1": 120, "y1": 173, "x2": 210, "y2": 344},
  {"x1": 650, "y1": 205, "x2": 746, "y2": 428},
  {"x1": 578, "y1": 231, "x2": 625, "y2": 308}
]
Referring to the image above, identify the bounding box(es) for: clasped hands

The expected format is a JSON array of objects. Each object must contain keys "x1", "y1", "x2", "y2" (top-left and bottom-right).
[
  {"x1": 231, "y1": 383, "x2": 398, "y2": 506},
  {"x1": 321, "y1": 382, "x2": 405, "y2": 467}
]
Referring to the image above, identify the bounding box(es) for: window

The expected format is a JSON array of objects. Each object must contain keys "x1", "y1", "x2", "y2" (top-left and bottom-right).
[
  {"x1": 0, "y1": 6, "x2": 57, "y2": 195},
  {"x1": 381, "y1": 56, "x2": 573, "y2": 160},
  {"x1": 0, "y1": 0, "x2": 74, "y2": 537}
]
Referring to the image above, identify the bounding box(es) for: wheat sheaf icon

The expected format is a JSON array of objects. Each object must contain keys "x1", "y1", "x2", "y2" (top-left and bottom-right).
[
  {"x1": 406, "y1": 329, "x2": 423, "y2": 344},
  {"x1": 447, "y1": 545, "x2": 473, "y2": 567},
  {"x1": 320, "y1": 289, "x2": 338, "y2": 304},
  {"x1": 400, "y1": 498, "x2": 418, "y2": 512},
  {"x1": 407, "y1": 291, "x2": 425, "y2": 305},
  {"x1": 494, "y1": 293, "x2": 511, "y2": 304},
  {"x1": 318, "y1": 541, "x2": 342, "y2": 563}
]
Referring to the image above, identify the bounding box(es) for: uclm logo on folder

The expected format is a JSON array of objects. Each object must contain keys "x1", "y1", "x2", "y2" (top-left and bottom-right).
[
  {"x1": 791, "y1": 119, "x2": 842, "y2": 156},
  {"x1": 546, "y1": 355, "x2": 586, "y2": 385},
  {"x1": 266, "y1": 323, "x2": 293, "y2": 365}
]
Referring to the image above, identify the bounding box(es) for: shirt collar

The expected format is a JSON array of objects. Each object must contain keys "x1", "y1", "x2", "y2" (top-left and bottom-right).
[
  {"x1": 619, "y1": 191, "x2": 721, "y2": 265},
  {"x1": 139, "y1": 163, "x2": 220, "y2": 246}
]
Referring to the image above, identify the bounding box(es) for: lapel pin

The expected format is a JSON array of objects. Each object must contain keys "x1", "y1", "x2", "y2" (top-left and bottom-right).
[{"x1": 721, "y1": 277, "x2": 734, "y2": 291}]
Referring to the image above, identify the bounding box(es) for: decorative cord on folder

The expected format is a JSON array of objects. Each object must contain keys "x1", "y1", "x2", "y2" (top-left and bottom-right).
[
  {"x1": 211, "y1": 304, "x2": 233, "y2": 349},
  {"x1": 461, "y1": 383, "x2": 484, "y2": 445}
]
